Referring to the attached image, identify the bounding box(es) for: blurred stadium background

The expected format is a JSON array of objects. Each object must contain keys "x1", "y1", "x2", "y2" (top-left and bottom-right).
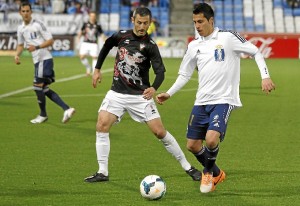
[
  {"x1": 0, "y1": 0, "x2": 299, "y2": 58},
  {"x1": 1, "y1": 2, "x2": 299, "y2": 205}
]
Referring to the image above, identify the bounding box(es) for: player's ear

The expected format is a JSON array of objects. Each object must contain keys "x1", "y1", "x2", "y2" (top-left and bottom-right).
[
  {"x1": 131, "y1": 16, "x2": 134, "y2": 24},
  {"x1": 209, "y1": 17, "x2": 214, "y2": 25}
]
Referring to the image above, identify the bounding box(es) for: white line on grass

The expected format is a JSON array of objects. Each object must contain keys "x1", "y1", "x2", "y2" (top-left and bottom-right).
[
  {"x1": 0, "y1": 69, "x2": 113, "y2": 99},
  {"x1": 1, "y1": 70, "x2": 198, "y2": 100},
  {"x1": 18, "y1": 87, "x2": 198, "y2": 99}
]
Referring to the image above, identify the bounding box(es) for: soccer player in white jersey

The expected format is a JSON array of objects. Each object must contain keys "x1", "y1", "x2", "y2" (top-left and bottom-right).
[
  {"x1": 156, "y1": 3, "x2": 275, "y2": 193},
  {"x1": 15, "y1": 2, "x2": 75, "y2": 124}
]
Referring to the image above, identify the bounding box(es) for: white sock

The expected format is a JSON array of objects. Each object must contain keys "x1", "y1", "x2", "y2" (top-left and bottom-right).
[
  {"x1": 81, "y1": 58, "x2": 91, "y2": 72},
  {"x1": 160, "y1": 131, "x2": 191, "y2": 171},
  {"x1": 92, "y1": 58, "x2": 97, "y2": 73},
  {"x1": 96, "y1": 132, "x2": 110, "y2": 176}
]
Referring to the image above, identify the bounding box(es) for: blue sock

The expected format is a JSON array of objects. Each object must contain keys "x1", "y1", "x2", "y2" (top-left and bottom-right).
[
  {"x1": 203, "y1": 145, "x2": 220, "y2": 174},
  {"x1": 194, "y1": 146, "x2": 220, "y2": 176},
  {"x1": 44, "y1": 87, "x2": 69, "y2": 111},
  {"x1": 34, "y1": 86, "x2": 47, "y2": 117}
]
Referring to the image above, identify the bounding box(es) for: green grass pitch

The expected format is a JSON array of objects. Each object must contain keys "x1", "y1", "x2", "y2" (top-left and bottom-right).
[{"x1": 0, "y1": 56, "x2": 299, "y2": 205}]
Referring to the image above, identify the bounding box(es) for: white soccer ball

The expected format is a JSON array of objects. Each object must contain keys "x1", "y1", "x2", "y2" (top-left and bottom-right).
[{"x1": 140, "y1": 175, "x2": 166, "y2": 200}]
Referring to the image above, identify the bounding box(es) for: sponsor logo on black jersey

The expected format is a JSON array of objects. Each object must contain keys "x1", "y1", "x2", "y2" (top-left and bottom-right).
[{"x1": 140, "y1": 43, "x2": 145, "y2": 51}]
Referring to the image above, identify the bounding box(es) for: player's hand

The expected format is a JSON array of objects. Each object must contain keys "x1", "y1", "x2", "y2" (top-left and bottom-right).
[
  {"x1": 27, "y1": 45, "x2": 36, "y2": 52},
  {"x1": 143, "y1": 87, "x2": 156, "y2": 100},
  {"x1": 262, "y1": 78, "x2": 275, "y2": 95},
  {"x1": 92, "y1": 69, "x2": 102, "y2": 88},
  {"x1": 14, "y1": 56, "x2": 21, "y2": 65},
  {"x1": 155, "y1": 93, "x2": 170, "y2": 105}
]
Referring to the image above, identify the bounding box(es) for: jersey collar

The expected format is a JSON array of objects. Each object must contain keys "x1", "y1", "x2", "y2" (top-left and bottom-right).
[
  {"x1": 199, "y1": 27, "x2": 219, "y2": 41},
  {"x1": 22, "y1": 18, "x2": 34, "y2": 27}
]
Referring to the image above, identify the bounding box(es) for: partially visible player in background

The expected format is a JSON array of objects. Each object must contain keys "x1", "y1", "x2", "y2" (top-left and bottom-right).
[
  {"x1": 84, "y1": 7, "x2": 201, "y2": 183},
  {"x1": 15, "y1": 2, "x2": 75, "y2": 124},
  {"x1": 156, "y1": 3, "x2": 276, "y2": 193},
  {"x1": 147, "y1": 17, "x2": 157, "y2": 38},
  {"x1": 77, "y1": 11, "x2": 105, "y2": 76}
]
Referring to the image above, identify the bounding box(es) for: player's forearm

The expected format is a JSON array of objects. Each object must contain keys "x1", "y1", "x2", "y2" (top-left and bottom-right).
[
  {"x1": 151, "y1": 72, "x2": 165, "y2": 91},
  {"x1": 36, "y1": 39, "x2": 54, "y2": 49},
  {"x1": 254, "y1": 52, "x2": 270, "y2": 79},
  {"x1": 15, "y1": 45, "x2": 24, "y2": 56},
  {"x1": 166, "y1": 74, "x2": 190, "y2": 96}
]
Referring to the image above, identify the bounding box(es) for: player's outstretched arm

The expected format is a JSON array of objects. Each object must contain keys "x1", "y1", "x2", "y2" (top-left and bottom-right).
[
  {"x1": 156, "y1": 93, "x2": 170, "y2": 105},
  {"x1": 261, "y1": 78, "x2": 275, "y2": 94}
]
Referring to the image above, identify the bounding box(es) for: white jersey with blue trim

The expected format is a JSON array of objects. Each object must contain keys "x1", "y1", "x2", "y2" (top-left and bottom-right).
[
  {"x1": 17, "y1": 18, "x2": 53, "y2": 64},
  {"x1": 169, "y1": 27, "x2": 270, "y2": 107}
]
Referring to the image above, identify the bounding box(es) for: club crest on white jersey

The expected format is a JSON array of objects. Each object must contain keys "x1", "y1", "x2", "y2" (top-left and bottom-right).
[{"x1": 214, "y1": 45, "x2": 225, "y2": 62}]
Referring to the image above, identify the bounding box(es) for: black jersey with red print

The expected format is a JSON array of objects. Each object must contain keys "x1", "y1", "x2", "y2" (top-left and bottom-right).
[
  {"x1": 81, "y1": 21, "x2": 103, "y2": 43},
  {"x1": 95, "y1": 29, "x2": 166, "y2": 95}
]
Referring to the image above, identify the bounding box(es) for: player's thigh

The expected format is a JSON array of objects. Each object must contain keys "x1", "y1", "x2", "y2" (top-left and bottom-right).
[
  {"x1": 127, "y1": 97, "x2": 160, "y2": 123},
  {"x1": 205, "y1": 130, "x2": 221, "y2": 148},
  {"x1": 186, "y1": 105, "x2": 209, "y2": 140},
  {"x1": 79, "y1": 42, "x2": 90, "y2": 56},
  {"x1": 96, "y1": 110, "x2": 118, "y2": 132},
  {"x1": 207, "y1": 104, "x2": 235, "y2": 142},
  {"x1": 98, "y1": 90, "x2": 126, "y2": 124},
  {"x1": 88, "y1": 43, "x2": 98, "y2": 57},
  {"x1": 34, "y1": 59, "x2": 55, "y2": 84}
]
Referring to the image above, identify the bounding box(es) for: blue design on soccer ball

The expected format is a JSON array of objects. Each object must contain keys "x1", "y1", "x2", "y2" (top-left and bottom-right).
[
  {"x1": 141, "y1": 177, "x2": 166, "y2": 200},
  {"x1": 142, "y1": 181, "x2": 155, "y2": 194}
]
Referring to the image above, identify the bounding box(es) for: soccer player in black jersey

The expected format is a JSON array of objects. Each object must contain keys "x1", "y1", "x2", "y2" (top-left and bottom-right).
[
  {"x1": 84, "y1": 7, "x2": 201, "y2": 183},
  {"x1": 77, "y1": 11, "x2": 105, "y2": 76}
]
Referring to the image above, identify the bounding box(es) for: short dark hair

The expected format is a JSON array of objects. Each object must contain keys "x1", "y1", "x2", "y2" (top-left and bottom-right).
[
  {"x1": 193, "y1": 3, "x2": 214, "y2": 21},
  {"x1": 133, "y1": 7, "x2": 152, "y2": 20},
  {"x1": 19, "y1": 1, "x2": 32, "y2": 11}
]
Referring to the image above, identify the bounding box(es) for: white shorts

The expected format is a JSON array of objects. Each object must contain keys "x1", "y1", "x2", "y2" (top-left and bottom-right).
[
  {"x1": 79, "y1": 42, "x2": 98, "y2": 57},
  {"x1": 99, "y1": 90, "x2": 161, "y2": 123}
]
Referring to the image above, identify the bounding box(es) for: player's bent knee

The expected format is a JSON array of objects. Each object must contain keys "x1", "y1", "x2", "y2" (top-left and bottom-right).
[
  {"x1": 206, "y1": 130, "x2": 220, "y2": 148},
  {"x1": 205, "y1": 137, "x2": 219, "y2": 149},
  {"x1": 186, "y1": 145, "x2": 198, "y2": 153},
  {"x1": 152, "y1": 129, "x2": 166, "y2": 139},
  {"x1": 33, "y1": 83, "x2": 44, "y2": 90},
  {"x1": 96, "y1": 122, "x2": 110, "y2": 133},
  {"x1": 186, "y1": 140, "x2": 203, "y2": 153}
]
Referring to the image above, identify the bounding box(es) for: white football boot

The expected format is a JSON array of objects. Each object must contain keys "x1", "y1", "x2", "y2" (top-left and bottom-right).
[
  {"x1": 30, "y1": 115, "x2": 48, "y2": 124},
  {"x1": 62, "y1": 107, "x2": 75, "y2": 123}
]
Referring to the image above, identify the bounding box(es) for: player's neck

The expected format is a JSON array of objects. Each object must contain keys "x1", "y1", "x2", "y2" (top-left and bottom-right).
[{"x1": 24, "y1": 17, "x2": 32, "y2": 25}]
